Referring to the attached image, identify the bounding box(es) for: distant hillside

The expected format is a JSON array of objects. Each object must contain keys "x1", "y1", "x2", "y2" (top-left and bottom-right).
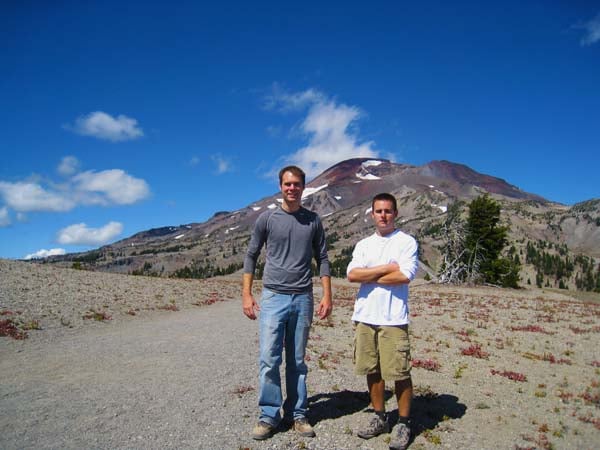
[{"x1": 45, "y1": 158, "x2": 600, "y2": 292}]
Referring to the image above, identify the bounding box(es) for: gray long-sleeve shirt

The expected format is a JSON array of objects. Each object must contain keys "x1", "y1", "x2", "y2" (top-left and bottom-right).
[{"x1": 243, "y1": 206, "x2": 331, "y2": 294}]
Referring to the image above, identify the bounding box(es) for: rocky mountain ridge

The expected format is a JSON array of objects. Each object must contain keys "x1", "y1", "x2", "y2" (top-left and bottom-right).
[{"x1": 45, "y1": 158, "x2": 600, "y2": 290}]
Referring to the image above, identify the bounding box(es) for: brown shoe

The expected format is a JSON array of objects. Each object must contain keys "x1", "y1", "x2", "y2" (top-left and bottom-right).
[
  {"x1": 252, "y1": 421, "x2": 274, "y2": 440},
  {"x1": 294, "y1": 417, "x2": 316, "y2": 437}
]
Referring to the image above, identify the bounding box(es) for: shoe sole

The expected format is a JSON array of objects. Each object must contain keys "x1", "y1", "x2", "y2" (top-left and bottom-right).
[
  {"x1": 295, "y1": 430, "x2": 316, "y2": 438},
  {"x1": 251, "y1": 428, "x2": 274, "y2": 440},
  {"x1": 252, "y1": 432, "x2": 273, "y2": 441},
  {"x1": 389, "y1": 437, "x2": 410, "y2": 449},
  {"x1": 357, "y1": 431, "x2": 388, "y2": 439},
  {"x1": 357, "y1": 426, "x2": 390, "y2": 439}
]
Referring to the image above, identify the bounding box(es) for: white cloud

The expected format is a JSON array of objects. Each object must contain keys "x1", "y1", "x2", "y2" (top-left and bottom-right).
[
  {"x1": 211, "y1": 154, "x2": 233, "y2": 174},
  {"x1": 57, "y1": 221, "x2": 123, "y2": 245},
  {"x1": 0, "y1": 206, "x2": 10, "y2": 227},
  {"x1": 0, "y1": 168, "x2": 149, "y2": 216},
  {"x1": 0, "y1": 159, "x2": 150, "y2": 235},
  {"x1": 67, "y1": 111, "x2": 144, "y2": 141},
  {"x1": 580, "y1": 13, "x2": 600, "y2": 46},
  {"x1": 72, "y1": 169, "x2": 150, "y2": 205},
  {"x1": 24, "y1": 248, "x2": 66, "y2": 260},
  {"x1": 291, "y1": 99, "x2": 379, "y2": 178},
  {"x1": 263, "y1": 83, "x2": 325, "y2": 112},
  {"x1": 189, "y1": 156, "x2": 200, "y2": 166},
  {"x1": 58, "y1": 156, "x2": 80, "y2": 176},
  {"x1": 265, "y1": 86, "x2": 384, "y2": 179},
  {"x1": 0, "y1": 181, "x2": 75, "y2": 212}
]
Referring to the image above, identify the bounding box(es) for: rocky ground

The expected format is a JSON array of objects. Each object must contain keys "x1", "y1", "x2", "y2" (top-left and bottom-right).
[{"x1": 1, "y1": 259, "x2": 599, "y2": 449}]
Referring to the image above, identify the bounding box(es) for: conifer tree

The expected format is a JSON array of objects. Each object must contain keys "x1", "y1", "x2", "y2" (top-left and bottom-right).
[{"x1": 462, "y1": 194, "x2": 519, "y2": 287}]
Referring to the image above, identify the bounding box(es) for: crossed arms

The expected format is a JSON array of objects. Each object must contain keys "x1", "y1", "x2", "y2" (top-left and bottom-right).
[{"x1": 347, "y1": 261, "x2": 411, "y2": 285}]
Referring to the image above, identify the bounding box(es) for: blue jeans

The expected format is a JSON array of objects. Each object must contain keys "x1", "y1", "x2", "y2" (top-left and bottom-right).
[{"x1": 258, "y1": 288, "x2": 314, "y2": 426}]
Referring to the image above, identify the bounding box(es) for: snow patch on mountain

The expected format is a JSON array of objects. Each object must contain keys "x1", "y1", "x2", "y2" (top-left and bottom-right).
[
  {"x1": 356, "y1": 172, "x2": 380, "y2": 181},
  {"x1": 303, "y1": 184, "x2": 328, "y2": 198}
]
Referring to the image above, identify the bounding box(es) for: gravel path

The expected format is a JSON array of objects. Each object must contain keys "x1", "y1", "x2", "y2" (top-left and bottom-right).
[
  {"x1": 1, "y1": 294, "x2": 380, "y2": 450},
  {"x1": 1, "y1": 260, "x2": 599, "y2": 449},
  {"x1": 1, "y1": 300, "x2": 259, "y2": 449}
]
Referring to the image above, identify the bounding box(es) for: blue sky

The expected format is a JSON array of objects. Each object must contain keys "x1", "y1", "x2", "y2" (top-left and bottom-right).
[{"x1": 1, "y1": 1, "x2": 599, "y2": 260}]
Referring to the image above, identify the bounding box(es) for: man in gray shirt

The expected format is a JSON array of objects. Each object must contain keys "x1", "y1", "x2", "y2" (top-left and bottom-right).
[{"x1": 242, "y1": 165, "x2": 333, "y2": 440}]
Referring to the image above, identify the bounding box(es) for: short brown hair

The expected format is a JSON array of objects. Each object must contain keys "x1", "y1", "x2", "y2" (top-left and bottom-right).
[
  {"x1": 278, "y1": 165, "x2": 306, "y2": 186},
  {"x1": 372, "y1": 193, "x2": 397, "y2": 212}
]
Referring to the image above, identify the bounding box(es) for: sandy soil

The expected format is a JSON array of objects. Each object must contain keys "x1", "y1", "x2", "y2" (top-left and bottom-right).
[{"x1": 1, "y1": 259, "x2": 599, "y2": 449}]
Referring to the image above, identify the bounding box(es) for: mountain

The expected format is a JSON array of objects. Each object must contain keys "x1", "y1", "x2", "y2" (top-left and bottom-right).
[{"x1": 45, "y1": 158, "x2": 600, "y2": 290}]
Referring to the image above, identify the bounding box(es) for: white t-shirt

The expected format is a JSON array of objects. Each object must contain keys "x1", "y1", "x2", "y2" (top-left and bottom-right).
[{"x1": 347, "y1": 229, "x2": 418, "y2": 326}]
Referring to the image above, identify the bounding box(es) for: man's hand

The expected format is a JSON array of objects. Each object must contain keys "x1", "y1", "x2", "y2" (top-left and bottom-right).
[
  {"x1": 242, "y1": 273, "x2": 259, "y2": 320},
  {"x1": 316, "y1": 296, "x2": 333, "y2": 320},
  {"x1": 242, "y1": 293, "x2": 260, "y2": 320},
  {"x1": 316, "y1": 276, "x2": 333, "y2": 320}
]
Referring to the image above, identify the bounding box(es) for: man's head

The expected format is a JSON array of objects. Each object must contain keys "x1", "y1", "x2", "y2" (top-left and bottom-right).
[
  {"x1": 279, "y1": 165, "x2": 305, "y2": 212},
  {"x1": 371, "y1": 193, "x2": 398, "y2": 236},
  {"x1": 371, "y1": 193, "x2": 397, "y2": 212},
  {"x1": 278, "y1": 165, "x2": 305, "y2": 187}
]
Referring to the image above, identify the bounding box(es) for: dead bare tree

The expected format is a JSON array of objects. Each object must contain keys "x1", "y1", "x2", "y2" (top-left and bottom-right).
[
  {"x1": 437, "y1": 205, "x2": 468, "y2": 284},
  {"x1": 437, "y1": 203, "x2": 483, "y2": 284}
]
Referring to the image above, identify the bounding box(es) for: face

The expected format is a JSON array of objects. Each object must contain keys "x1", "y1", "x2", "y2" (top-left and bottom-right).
[
  {"x1": 280, "y1": 171, "x2": 304, "y2": 206},
  {"x1": 371, "y1": 199, "x2": 398, "y2": 236}
]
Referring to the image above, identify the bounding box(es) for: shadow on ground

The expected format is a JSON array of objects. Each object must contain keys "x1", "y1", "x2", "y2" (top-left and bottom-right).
[
  {"x1": 308, "y1": 389, "x2": 377, "y2": 422},
  {"x1": 409, "y1": 393, "x2": 467, "y2": 436},
  {"x1": 307, "y1": 389, "x2": 466, "y2": 444}
]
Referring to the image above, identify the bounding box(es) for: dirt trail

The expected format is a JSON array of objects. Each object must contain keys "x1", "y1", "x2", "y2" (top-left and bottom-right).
[{"x1": 1, "y1": 299, "x2": 261, "y2": 449}]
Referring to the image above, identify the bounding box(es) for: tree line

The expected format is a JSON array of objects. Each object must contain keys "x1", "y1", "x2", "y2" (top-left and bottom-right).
[{"x1": 526, "y1": 241, "x2": 600, "y2": 291}]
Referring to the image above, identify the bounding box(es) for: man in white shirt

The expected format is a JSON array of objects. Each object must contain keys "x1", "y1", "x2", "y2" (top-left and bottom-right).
[{"x1": 347, "y1": 193, "x2": 418, "y2": 450}]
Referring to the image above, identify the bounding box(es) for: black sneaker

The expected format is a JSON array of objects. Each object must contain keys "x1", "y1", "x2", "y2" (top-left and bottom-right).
[
  {"x1": 357, "y1": 413, "x2": 390, "y2": 439},
  {"x1": 251, "y1": 421, "x2": 274, "y2": 440},
  {"x1": 389, "y1": 421, "x2": 411, "y2": 450}
]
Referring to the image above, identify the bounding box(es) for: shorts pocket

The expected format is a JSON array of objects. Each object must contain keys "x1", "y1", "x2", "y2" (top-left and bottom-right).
[{"x1": 394, "y1": 339, "x2": 411, "y2": 373}]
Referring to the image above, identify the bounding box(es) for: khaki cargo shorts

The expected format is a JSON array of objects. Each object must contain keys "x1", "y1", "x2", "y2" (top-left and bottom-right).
[{"x1": 353, "y1": 322, "x2": 411, "y2": 381}]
